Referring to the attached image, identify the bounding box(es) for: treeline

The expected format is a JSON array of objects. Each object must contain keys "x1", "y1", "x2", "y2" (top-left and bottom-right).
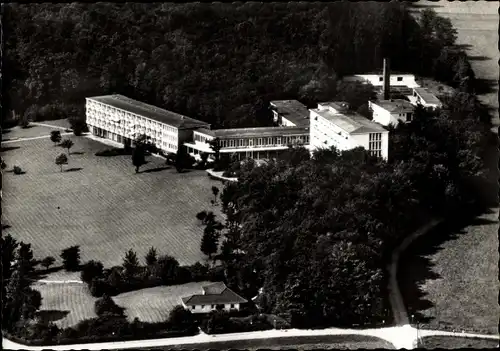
[
  {"x1": 211, "y1": 88, "x2": 492, "y2": 328},
  {"x1": 2, "y1": 3, "x2": 474, "y2": 130}
]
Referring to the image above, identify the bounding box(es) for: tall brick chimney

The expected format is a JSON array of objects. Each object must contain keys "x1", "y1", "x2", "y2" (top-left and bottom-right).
[{"x1": 382, "y1": 58, "x2": 390, "y2": 100}]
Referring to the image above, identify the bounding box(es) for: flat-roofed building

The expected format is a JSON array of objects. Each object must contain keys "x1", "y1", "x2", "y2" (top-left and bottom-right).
[
  {"x1": 85, "y1": 95, "x2": 210, "y2": 153},
  {"x1": 343, "y1": 72, "x2": 420, "y2": 89},
  {"x1": 310, "y1": 102, "x2": 389, "y2": 159},
  {"x1": 368, "y1": 99, "x2": 415, "y2": 127},
  {"x1": 184, "y1": 126, "x2": 310, "y2": 161},
  {"x1": 270, "y1": 100, "x2": 310, "y2": 127},
  {"x1": 408, "y1": 87, "x2": 442, "y2": 109}
]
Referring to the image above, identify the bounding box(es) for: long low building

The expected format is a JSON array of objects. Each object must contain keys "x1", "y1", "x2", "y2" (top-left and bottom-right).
[
  {"x1": 85, "y1": 94, "x2": 210, "y2": 154},
  {"x1": 185, "y1": 126, "x2": 310, "y2": 160}
]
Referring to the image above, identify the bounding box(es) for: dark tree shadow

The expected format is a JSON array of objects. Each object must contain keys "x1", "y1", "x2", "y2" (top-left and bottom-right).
[
  {"x1": 13, "y1": 171, "x2": 27, "y2": 175},
  {"x1": 176, "y1": 169, "x2": 192, "y2": 174},
  {"x1": 21, "y1": 125, "x2": 35, "y2": 129},
  {"x1": 36, "y1": 310, "x2": 70, "y2": 324},
  {"x1": 408, "y1": 3, "x2": 443, "y2": 10},
  {"x1": 142, "y1": 166, "x2": 171, "y2": 173},
  {"x1": 2, "y1": 224, "x2": 11, "y2": 230},
  {"x1": 473, "y1": 78, "x2": 497, "y2": 95},
  {"x1": 71, "y1": 151, "x2": 85, "y2": 155},
  {"x1": 398, "y1": 210, "x2": 498, "y2": 327},
  {"x1": 2, "y1": 129, "x2": 11, "y2": 134},
  {"x1": 468, "y1": 55, "x2": 491, "y2": 62},
  {"x1": 64, "y1": 167, "x2": 83, "y2": 173},
  {"x1": 454, "y1": 44, "x2": 473, "y2": 51},
  {"x1": 0, "y1": 146, "x2": 21, "y2": 152}
]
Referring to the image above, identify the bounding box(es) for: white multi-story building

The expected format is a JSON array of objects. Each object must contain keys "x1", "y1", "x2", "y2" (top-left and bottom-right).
[
  {"x1": 85, "y1": 95, "x2": 210, "y2": 153},
  {"x1": 184, "y1": 126, "x2": 310, "y2": 161},
  {"x1": 368, "y1": 99, "x2": 415, "y2": 127},
  {"x1": 270, "y1": 100, "x2": 310, "y2": 127},
  {"x1": 310, "y1": 101, "x2": 389, "y2": 160}
]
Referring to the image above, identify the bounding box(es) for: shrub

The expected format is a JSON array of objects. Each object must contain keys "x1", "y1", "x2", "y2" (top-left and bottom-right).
[
  {"x1": 95, "y1": 294, "x2": 125, "y2": 317},
  {"x1": 95, "y1": 148, "x2": 132, "y2": 157},
  {"x1": 60, "y1": 245, "x2": 80, "y2": 271},
  {"x1": 13, "y1": 166, "x2": 23, "y2": 175},
  {"x1": 168, "y1": 305, "x2": 195, "y2": 331},
  {"x1": 81, "y1": 260, "x2": 104, "y2": 284},
  {"x1": 196, "y1": 210, "x2": 208, "y2": 222},
  {"x1": 40, "y1": 256, "x2": 56, "y2": 270},
  {"x1": 69, "y1": 117, "x2": 88, "y2": 136}
]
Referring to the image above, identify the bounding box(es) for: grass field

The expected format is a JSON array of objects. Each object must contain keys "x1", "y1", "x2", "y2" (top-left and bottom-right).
[
  {"x1": 400, "y1": 1, "x2": 499, "y2": 336},
  {"x1": 398, "y1": 209, "x2": 499, "y2": 335},
  {"x1": 420, "y1": 336, "x2": 499, "y2": 349},
  {"x1": 113, "y1": 281, "x2": 212, "y2": 323},
  {"x1": 156, "y1": 335, "x2": 395, "y2": 350},
  {"x1": 2, "y1": 131, "x2": 224, "y2": 268},
  {"x1": 33, "y1": 282, "x2": 98, "y2": 329}
]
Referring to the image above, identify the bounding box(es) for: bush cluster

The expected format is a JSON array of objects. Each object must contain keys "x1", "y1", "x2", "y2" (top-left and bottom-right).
[
  {"x1": 95, "y1": 148, "x2": 133, "y2": 157},
  {"x1": 82, "y1": 254, "x2": 216, "y2": 298}
]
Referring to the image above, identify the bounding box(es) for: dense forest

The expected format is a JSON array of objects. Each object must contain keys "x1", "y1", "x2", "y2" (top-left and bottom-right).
[{"x1": 3, "y1": 2, "x2": 472, "y2": 129}]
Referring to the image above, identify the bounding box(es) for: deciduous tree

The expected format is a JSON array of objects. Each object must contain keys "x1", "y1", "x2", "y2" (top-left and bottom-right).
[
  {"x1": 55, "y1": 153, "x2": 68, "y2": 172},
  {"x1": 61, "y1": 245, "x2": 81, "y2": 271},
  {"x1": 50, "y1": 130, "x2": 62, "y2": 146},
  {"x1": 60, "y1": 138, "x2": 74, "y2": 155},
  {"x1": 41, "y1": 256, "x2": 56, "y2": 270}
]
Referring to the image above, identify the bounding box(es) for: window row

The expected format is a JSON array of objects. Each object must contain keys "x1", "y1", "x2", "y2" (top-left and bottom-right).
[{"x1": 220, "y1": 135, "x2": 309, "y2": 148}]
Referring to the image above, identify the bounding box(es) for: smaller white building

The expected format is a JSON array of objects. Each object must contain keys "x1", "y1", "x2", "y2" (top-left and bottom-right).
[
  {"x1": 181, "y1": 282, "x2": 247, "y2": 314},
  {"x1": 310, "y1": 102, "x2": 389, "y2": 160},
  {"x1": 343, "y1": 73, "x2": 420, "y2": 89},
  {"x1": 270, "y1": 100, "x2": 310, "y2": 127},
  {"x1": 408, "y1": 87, "x2": 442, "y2": 109},
  {"x1": 368, "y1": 99, "x2": 415, "y2": 127}
]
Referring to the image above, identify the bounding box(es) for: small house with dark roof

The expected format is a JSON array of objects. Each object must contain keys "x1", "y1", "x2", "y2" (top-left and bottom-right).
[{"x1": 181, "y1": 282, "x2": 247, "y2": 314}]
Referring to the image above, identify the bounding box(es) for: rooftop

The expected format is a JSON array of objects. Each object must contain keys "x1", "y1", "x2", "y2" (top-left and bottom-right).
[
  {"x1": 413, "y1": 87, "x2": 442, "y2": 105},
  {"x1": 312, "y1": 108, "x2": 387, "y2": 134},
  {"x1": 270, "y1": 100, "x2": 310, "y2": 127},
  {"x1": 211, "y1": 126, "x2": 309, "y2": 139},
  {"x1": 87, "y1": 94, "x2": 210, "y2": 129},
  {"x1": 371, "y1": 99, "x2": 415, "y2": 113},
  {"x1": 181, "y1": 282, "x2": 247, "y2": 306}
]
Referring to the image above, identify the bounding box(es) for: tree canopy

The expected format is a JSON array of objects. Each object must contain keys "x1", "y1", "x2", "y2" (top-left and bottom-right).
[{"x1": 2, "y1": 3, "x2": 474, "y2": 129}]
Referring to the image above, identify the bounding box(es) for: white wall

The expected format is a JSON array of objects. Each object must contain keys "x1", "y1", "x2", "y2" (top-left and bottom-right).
[
  {"x1": 345, "y1": 74, "x2": 420, "y2": 88},
  {"x1": 183, "y1": 303, "x2": 241, "y2": 314},
  {"x1": 351, "y1": 132, "x2": 389, "y2": 160},
  {"x1": 309, "y1": 110, "x2": 355, "y2": 152},
  {"x1": 369, "y1": 102, "x2": 400, "y2": 127},
  {"x1": 280, "y1": 117, "x2": 297, "y2": 127}
]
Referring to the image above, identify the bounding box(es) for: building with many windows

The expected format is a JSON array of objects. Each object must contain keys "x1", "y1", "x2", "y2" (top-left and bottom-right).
[
  {"x1": 270, "y1": 100, "x2": 310, "y2": 127},
  {"x1": 85, "y1": 95, "x2": 210, "y2": 154},
  {"x1": 184, "y1": 126, "x2": 310, "y2": 161},
  {"x1": 309, "y1": 101, "x2": 389, "y2": 159},
  {"x1": 343, "y1": 72, "x2": 420, "y2": 89}
]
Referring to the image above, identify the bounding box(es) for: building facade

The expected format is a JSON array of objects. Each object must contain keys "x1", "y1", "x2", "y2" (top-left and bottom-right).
[
  {"x1": 368, "y1": 99, "x2": 415, "y2": 127},
  {"x1": 85, "y1": 95, "x2": 210, "y2": 154},
  {"x1": 184, "y1": 126, "x2": 310, "y2": 161},
  {"x1": 310, "y1": 102, "x2": 389, "y2": 159},
  {"x1": 343, "y1": 73, "x2": 420, "y2": 89}
]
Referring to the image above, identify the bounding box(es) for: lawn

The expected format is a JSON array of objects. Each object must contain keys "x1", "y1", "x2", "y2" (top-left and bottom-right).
[
  {"x1": 113, "y1": 281, "x2": 212, "y2": 323},
  {"x1": 2, "y1": 134, "x2": 224, "y2": 268},
  {"x1": 33, "y1": 282, "x2": 98, "y2": 329},
  {"x1": 2, "y1": 124, "x2": 68, "y2": 141},
  {"x1": 156, "y1": 335, "x2": 395, "y2": 350},
  {"x1": 398, "y1": 209, "x2": 499, "y2": 335},
  {"x1": 420, "y1": 336, "x2": 499, "y2": 349}
]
